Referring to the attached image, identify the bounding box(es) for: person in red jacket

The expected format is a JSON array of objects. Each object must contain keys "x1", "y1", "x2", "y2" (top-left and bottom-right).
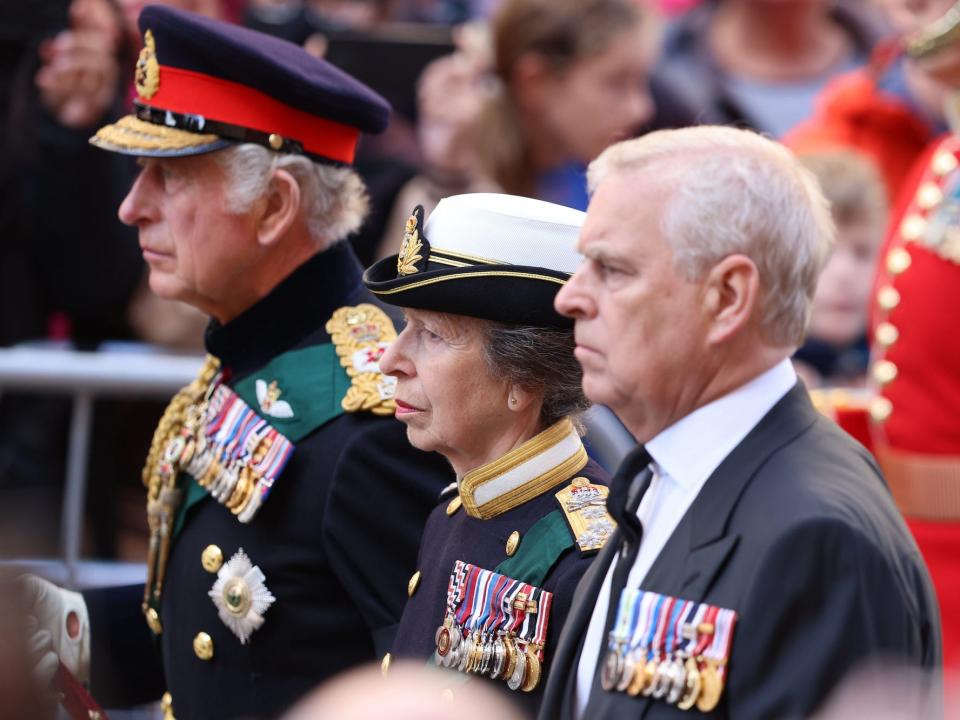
[
  {"x1": 785, "y1": 0, "x2": 960, "y2": 208},
  {"x1": 860, "y1": 0, "x2": 960, "y2": 671}
]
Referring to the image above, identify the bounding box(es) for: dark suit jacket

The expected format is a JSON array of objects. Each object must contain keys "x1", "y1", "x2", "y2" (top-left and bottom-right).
[{"x1": 539, "y1": 383, "x2": 941, "y2": 719}]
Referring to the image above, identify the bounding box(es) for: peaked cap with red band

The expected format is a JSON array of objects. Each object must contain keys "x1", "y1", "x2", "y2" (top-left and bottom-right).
[{"x1": 91, "y1": 5, "x2": 390, "y2": 164}]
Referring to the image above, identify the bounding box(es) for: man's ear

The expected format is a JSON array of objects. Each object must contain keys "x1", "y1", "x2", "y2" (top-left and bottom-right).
[
  {"x1": 257, "y1": 168, "x2": 301, "y2": 248},
  {"x1": 702, "y1": 254, "x2": 760, "y2": 345}
]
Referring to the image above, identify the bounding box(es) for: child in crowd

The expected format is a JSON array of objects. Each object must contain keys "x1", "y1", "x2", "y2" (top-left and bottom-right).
[{"x1": 793, "y1": 149, "x2": 887, "y2": 387}]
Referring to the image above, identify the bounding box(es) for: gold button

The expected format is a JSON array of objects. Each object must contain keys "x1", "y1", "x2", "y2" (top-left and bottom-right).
[
  {"x1": 145, "y1": 607, "x2": 163, "y2": 635},
  {"x1": 932, "y1": 151, "x2": 958, "y2": 176},
  {"x1": 899, "y1": 214, "x2": 926, "y2": 241},
  {"x1": 446, "y1": 496, "x2": 462, "y2": 515},
  {"x1": 875, "y1": 322, "x2": 899, "y2": 348},
  {"x1": 917, "y1": 181, "x2": 943, "y2": 209},
  {"x1": 161, "y1": 692, "x2": 176, "y2": 720},
  {"x1": 886, "y1": 248, "x2": 912, "y2": 275},
  {"x1": 381, "y1": 652, "x2": 392, "y2": 676},
  {"x1": 201, "y1": 544, "x2": 224, "y2": 573},
  {"x1": 193, "y1": 632, "x2": 214, "y2": 661},
  {"x1": 877, "y1": 286, "x2": 901, "y2": 311},
  {"x1": 407, "y1": 570, "x2": 421, "y2": 597},
  {"x1": 505, "y1": 531, "x2": 521, "y2": 557},
  {"x1": 870, "y1": 396, "x2": 893, "y2": 423},
  {"x1": 872, "y1": 360, "x2": 898, "y2": 386},
  {"x1": 268, "y1": 133, "x2": 284, "y2": 150}
]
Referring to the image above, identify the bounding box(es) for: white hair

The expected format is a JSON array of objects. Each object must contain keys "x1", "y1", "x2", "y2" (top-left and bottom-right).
[
  {"x1": 588, "y1": 126, "x2": 835, "y2": 347},
  {"x1": 216, "y1": 143, "x2": 369, "y2": 248}
]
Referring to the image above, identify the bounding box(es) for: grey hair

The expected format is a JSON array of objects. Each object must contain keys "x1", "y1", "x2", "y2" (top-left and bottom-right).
[
  {"x1": 216, "y1": 143, "x2": 369, "y2": 248},
  {"x1": 481, "y1": 321, "x2": 590, "y2": 430},
  {"x1": 588, "y1": 126, "x2": 835, "y2": 347}
]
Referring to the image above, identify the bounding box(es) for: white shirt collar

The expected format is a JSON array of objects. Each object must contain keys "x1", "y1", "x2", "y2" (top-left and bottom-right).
[{"x1": 646, "y1": 359, "x2": 797, "y2": 489}]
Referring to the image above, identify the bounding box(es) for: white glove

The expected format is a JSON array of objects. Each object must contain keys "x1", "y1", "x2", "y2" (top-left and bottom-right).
[
  {"x1": 20, "y1": 575, "x2": 91, "y2": 686},
  {"x1": 26, "y1": 618, "x2": 60, "y2": 690}
]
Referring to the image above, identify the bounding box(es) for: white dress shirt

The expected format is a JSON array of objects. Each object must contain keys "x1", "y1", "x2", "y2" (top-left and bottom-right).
[{"x1": 574, "y1": 359, "x2": 797, "y2": 716}]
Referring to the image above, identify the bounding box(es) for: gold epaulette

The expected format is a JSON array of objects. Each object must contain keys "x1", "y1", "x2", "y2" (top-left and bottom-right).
[
  {"x1": 555, "y1": 477, "x2": 616, "y2": 554},
  {"x1": 326, "y1": 304, "x2": 398, "y2": 416}
]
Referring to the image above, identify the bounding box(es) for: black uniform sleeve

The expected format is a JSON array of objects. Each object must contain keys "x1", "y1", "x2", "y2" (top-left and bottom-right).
[
  {"x1": 321, "y1": 419, "x2": 452, "y2": 656},
  {"x1": 727, "y1": 517, "x2": 939, "y2": 719},
  {"x1": 84, "y1": 584, "x2": 165, "y2": 708}
]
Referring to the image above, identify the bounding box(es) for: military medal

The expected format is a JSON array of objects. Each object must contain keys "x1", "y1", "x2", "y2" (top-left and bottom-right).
[
  {"x1": 626, "y1": 592, "x2": 657, "y2": 696},
  {"x1": 183, "y1": 382, "x2": 295, "y2": 523},
  {"x1": 435, "y1": 561, "x2": 467, "y2": 666},
  {"x1": 616, "y1": 590, "x2": 643, "y2": 692},
  {"x1": 600, "y1": 590, "x2": 738, "y2": 712},
  {"x1": 208, "y1": 548, "x2": 275, "y2": 644},
  {"x1": 697, "y1": 607, "x2": 736, "y2": 712},
  {"x1": 435, "y1": 561, "x2": 554, "y2": 692},
  {"x1": 601, "y1": 587, "x2": 636, "y2": 691},
  {"x1": 651, "y1": 598, "x2": 684, "y2": 699},
  {"x1": 665, "y1": 601, "x2": 698, "y2": 705}
]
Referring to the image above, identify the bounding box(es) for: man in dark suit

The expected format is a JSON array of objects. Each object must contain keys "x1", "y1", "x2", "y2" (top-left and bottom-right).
[
  {"x1": 22, "y1": 6, "x2": 450, "y2": 720},
  {"x1": 540, "y1": 126, "x2": 941, "y2": 719}
]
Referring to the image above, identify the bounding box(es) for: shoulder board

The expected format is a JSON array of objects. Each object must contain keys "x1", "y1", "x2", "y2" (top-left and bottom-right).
[
  {"x1": 326, "y1": 303, "x2": 398, "y2": 416},
  {"x1": 555, "y1": 477, "x2": 616, "y2": 555}
]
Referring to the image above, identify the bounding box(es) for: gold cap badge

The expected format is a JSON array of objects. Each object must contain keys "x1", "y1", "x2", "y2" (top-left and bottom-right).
[
  {"x1": 135, "y1": 29, "x2": 161, "y2": 100},
  {"x1": 397, "y1": 206, "x2": 427, "y2": 276}
]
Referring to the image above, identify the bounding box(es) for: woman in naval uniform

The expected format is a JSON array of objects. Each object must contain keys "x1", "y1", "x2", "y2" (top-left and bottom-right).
[{"x1": 363, "y1": 193, "x2": 614, "y2": 713}]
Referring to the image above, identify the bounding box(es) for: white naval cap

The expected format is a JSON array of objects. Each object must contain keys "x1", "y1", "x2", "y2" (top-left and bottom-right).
[{"x1": 363, "y1": 193, "x2": 587, "y2": 329}]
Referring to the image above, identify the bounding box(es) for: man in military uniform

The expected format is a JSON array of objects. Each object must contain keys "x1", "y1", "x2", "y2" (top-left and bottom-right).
[{"x1": 23, "y1": 6, "x2": 451, "y2": 719}]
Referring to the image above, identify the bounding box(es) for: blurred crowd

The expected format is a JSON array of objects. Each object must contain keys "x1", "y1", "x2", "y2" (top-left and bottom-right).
[{"x1": 0, "y1": 0, "x2": 943, "y2": 593}]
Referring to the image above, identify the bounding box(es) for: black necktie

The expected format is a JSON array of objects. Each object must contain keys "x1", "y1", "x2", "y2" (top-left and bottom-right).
[{"x1": 594, "y1": 444, "x2": 654, "y2": 676}]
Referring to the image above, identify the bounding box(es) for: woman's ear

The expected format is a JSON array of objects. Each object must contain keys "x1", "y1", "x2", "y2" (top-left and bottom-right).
[
  {"x1": 702, "y1": 253, "x2": 760, "y2": 345},
  {"x1": 506, "y1": 383, "x2": 537, "y2": 414},
  {"x1": 256, "y1": 168, "x2": 302, "y2": 248}
]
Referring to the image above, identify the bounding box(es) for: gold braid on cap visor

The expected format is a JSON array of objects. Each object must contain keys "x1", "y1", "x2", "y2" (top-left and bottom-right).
[{"x1": 91, "y1": 115, "x2": 220, "y2": 152}]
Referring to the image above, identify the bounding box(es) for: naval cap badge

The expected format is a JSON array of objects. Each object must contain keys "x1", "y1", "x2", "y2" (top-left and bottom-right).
[
  {"x1": 208, "y1": 547, "x2": 275, "y2": 644},
  {"x1": 397, "y1": 205, "x2": 429, "y2": 276}
]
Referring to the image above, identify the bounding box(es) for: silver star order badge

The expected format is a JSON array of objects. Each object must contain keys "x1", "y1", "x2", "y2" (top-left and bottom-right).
[{"x1": 209, "y1": 548, "x2": 276, "y2": 644}]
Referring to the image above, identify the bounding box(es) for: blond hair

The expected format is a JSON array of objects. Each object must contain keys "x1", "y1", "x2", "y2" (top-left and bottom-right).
[{"x1": 797, "y1": 150, "x2": 887, "y2": 236}]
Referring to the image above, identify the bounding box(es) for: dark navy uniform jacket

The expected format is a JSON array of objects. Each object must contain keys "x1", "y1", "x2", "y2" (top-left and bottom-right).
[
  {"x1": 84, "y1": 243, "x2": 452, "y2": 720},
  {"x1": 391, "y1": 417, "x2": 612, "y2": 716}
]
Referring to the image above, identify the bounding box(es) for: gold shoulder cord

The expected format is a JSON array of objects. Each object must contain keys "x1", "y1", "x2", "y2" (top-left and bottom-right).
[{"x1": 141, "y1": 355, "x2": 220, "y2": 627}]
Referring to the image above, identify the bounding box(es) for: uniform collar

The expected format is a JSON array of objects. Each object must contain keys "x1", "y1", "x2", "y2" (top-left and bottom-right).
[
  {"x1": 459, "y1": 418, "x2": 588, "y2": 520},
  {"x1": 205, "y1": 242, "x2": 365, "y2": 377}
]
